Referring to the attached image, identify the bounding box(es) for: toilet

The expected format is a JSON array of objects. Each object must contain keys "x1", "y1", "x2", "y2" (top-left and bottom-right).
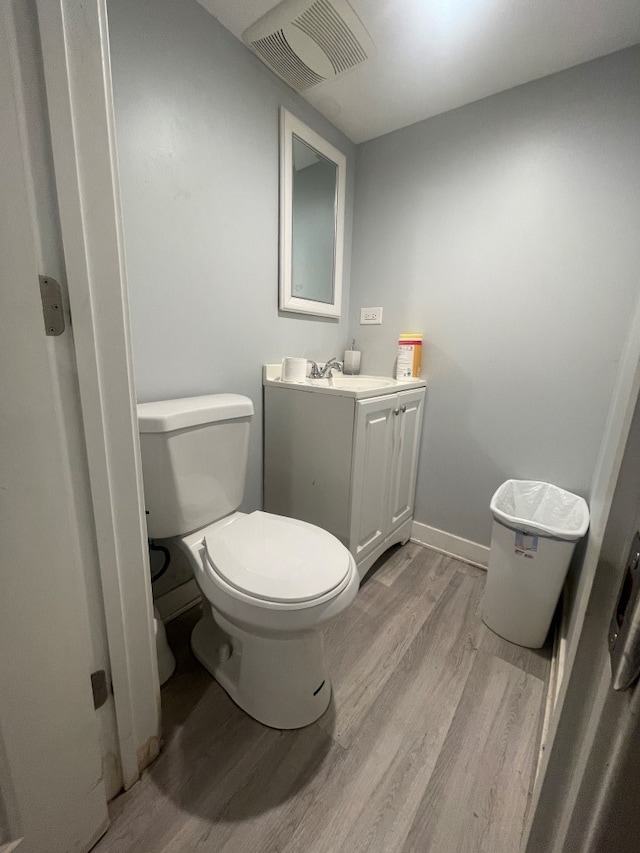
[{"x1": 137, "y1": 393, "x2": 358, "y2": 729}]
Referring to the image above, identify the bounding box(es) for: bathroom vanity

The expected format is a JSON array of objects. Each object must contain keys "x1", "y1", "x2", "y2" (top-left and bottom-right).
[{"x1": 263, "y1": 365, "x2": 426, "y2": 579}]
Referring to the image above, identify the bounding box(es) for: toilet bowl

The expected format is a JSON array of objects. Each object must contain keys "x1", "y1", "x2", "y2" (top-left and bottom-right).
[
  {"x1": 176, "y1": 511, "x2": 358, "y2": 728},
  {"x1": 137, "y1": 394, "x2": 358, "y2": 729}
]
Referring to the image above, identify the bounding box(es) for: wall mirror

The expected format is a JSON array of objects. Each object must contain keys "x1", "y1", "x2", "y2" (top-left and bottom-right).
[{"x1": 279, "y1": 107, "x2": 346, "y2": 318}]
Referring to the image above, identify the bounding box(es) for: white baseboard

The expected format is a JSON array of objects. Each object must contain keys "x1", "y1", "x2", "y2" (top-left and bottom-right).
[
  {"x1": 535, "y1": 594, "x2": 565, "y2": 789},
  {"x1": 154, "y1": 578, "x2": 201, "y2": 623},
  {"x1": 411, "y1": 521, "x2": 489, "y2": 569},
  {"x1": 555, "y1": 586, "x2": 569, "y2": 705}
]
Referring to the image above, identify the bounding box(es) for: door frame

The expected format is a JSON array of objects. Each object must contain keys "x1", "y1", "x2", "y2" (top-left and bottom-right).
[{"x1": 34, "y1": 0, "x2": 160, "y2": 789}]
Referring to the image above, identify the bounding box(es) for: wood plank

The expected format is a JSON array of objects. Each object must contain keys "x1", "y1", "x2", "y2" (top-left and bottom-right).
[
  {"x1": 456, "y1": 561, "x2": 487, "y2": 581},
  {"x1": 321, "y1": 544, "x2": 444, "y2": 683},
  {"x1": 368, "y1": 540, "x2": 424, "y2": 587},
  {"x1": 318, "y1": 548, "x2": 456, "y2": 747},
  {"x1": 283, "y1": 571, "x2": 485, "y2": 853},
  {"x1": 478, "y1": 620, "x2": 551, "y2": 681},
  {"x1": 158, "y1": 724, "x2": 338, "y2": 853},
  {"x1": 402, "y1": 652, "x2": 544, "y2": 853},
  {"x1": 456, "y1": 559, "x2": 552, "y2": 680},
  {"x1": 95, "y1": 542, "x2": 548, "y2": 853},
  {"x1": 97, "y1": 690, "x2": 276, "y2": 851}
]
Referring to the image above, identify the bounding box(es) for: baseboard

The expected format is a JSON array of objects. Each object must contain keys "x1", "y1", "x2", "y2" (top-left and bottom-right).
[
  {"x1": 555, "y1": 586, "x2": 569, "y2": 705},
  {"x1": 154, "y1": 578, "x2": 201, "y2": 623},
  {"x1": 535, "y1": 595, "x2": 564, "y2": 789},
  {"x1": 411, "y1": 521, "x2": 489, "y2": 569}
]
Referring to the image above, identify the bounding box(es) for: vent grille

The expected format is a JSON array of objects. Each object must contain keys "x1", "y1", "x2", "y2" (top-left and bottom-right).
[
  {"x1": 293, "y1": 0, "x2": 367, "y2": 75},
  {"x1": 252, "y1": 30, "x2": 326, "y2": 90},
  {"x1": 243, "y1": 0, "x2": 374, "y2": 92}
]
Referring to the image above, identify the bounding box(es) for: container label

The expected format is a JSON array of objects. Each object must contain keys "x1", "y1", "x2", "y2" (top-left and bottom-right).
[
  {"x1": 396, "y1": 341, "x2": 422, "y2": 379},
  {"x1": 515, "y1": 532, "x2": 538, "y2": 559}
]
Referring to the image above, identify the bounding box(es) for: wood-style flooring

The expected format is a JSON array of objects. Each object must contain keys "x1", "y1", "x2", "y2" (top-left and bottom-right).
[{"x1": 93, "y1": 543, "x2": 550, "y2": 853}]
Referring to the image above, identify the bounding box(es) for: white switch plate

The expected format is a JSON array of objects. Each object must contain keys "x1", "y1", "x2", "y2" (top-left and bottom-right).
[{"x1": 360, "y1": 306, "x2": 383, "y2": 325}]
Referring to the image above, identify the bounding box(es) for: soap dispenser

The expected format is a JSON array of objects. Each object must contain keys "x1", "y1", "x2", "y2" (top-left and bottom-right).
[{"x1": 343, "y1": 339, "x2": 361, "y2": 375}]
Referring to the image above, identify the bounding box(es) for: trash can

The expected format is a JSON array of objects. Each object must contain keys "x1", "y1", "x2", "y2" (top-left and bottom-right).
[{"x1": 482, "y1": 480, "x2": 589, "y2": 648}]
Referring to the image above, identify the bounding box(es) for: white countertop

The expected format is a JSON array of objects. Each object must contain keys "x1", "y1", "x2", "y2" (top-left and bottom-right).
[{"x1": 262, "y1": 364, "x2": 426, "y2": 400}]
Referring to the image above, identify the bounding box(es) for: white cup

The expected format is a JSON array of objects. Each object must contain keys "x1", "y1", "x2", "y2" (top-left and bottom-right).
[
  {"x1": 343, "y1": 350, "x2": 361, "y2": 375},
  {"x1": 281, "y1": 357, "x2": 308, "y2": 382}
]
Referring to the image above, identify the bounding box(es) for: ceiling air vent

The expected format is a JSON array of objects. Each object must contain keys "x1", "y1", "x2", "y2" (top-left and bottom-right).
[{"x1": 243, "y1": 0, "x2": 374, "y2": 92}]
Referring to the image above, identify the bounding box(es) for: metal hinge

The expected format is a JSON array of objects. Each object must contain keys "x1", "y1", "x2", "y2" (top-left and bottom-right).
[
  {"x1": 39, "y1": 275, "x2": 65, "y2": 336},
  {"x1": 91, "y1": 669, "x2": 109, "y2": 710}
]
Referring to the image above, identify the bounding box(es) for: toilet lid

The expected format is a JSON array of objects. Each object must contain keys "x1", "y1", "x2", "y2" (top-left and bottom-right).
[{"x1": 203, "y1": 511, "x2": 351, "y2": 603}]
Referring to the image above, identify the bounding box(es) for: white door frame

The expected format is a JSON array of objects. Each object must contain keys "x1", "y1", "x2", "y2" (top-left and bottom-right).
[
  {"x1": 1, "y1": 2, "x2": 111, "y2": 846},
  {"x1": 35, "y1": 0, "x2": 160, "y2": 789}
]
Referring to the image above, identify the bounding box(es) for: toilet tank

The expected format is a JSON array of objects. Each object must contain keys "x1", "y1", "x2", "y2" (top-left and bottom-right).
[{"x1": 137, "y1": 394, "x2": 254, "y2": 539}]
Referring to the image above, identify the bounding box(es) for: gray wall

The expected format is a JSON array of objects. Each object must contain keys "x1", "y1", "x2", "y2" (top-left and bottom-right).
[
  {"x1": 349, "y1": 47, "x2": 640, "y2": 546},
  {"x1": 107, "y1": 0, "x2": 356, "y2": 515}
]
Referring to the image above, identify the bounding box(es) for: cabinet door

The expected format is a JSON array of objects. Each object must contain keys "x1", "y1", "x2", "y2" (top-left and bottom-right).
[
  {"x1": 389, "y1": 388, "x2": 425, "y2": 531},
  {"x1": 350, "y1": 394, "x2": 396, "y2": 562}
]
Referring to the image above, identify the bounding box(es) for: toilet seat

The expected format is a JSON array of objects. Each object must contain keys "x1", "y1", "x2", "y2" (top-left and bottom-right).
[{"x1": 204, "y1": 511, "x2": 351, "y2": 604}]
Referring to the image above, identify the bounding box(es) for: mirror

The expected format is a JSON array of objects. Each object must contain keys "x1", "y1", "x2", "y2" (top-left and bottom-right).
[{"x1": 279, "y1": 108, "x2": 346, "y2": 318}]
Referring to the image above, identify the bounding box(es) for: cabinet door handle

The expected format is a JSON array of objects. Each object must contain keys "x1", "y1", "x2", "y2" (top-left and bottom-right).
[
  {"x1": 394, "y1": 408, "x2": 400, "y2": 416},
  {"x1": 401, "y1": 405, "x2": 407, "y2": 413}
]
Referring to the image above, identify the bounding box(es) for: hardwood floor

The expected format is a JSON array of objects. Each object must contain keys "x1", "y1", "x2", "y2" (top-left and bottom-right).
[{"x1": 93, "y1": 543, "x2": 550, "y2": 853}]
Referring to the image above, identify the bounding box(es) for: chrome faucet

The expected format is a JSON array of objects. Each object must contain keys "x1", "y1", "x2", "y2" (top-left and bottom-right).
[{"x1": 308, "y1": 357, "x2": 343, "y2": 379}]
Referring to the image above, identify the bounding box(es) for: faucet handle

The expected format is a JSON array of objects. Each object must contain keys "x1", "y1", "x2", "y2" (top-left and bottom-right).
[{"x1": 308, "y1": 360, "x2": 321, "y2": 378}]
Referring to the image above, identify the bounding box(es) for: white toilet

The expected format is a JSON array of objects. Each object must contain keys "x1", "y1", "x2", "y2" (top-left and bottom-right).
[{"x1": 137, "y1": 393, "x2": 358, "y2": 729}]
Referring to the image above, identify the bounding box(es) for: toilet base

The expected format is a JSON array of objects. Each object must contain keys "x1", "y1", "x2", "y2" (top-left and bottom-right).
[{"x1": 191, "y1": 604, "x2": 332, "y2": 729}]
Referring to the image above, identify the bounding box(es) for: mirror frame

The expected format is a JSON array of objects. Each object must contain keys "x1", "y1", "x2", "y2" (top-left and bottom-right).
[{"x1": 279, "y1": 107, "x2": 346, "y2": 318}]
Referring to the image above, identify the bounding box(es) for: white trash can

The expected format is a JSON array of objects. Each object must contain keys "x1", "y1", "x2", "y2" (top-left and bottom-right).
[{"x1": 482, "y1": 480, "x2": 589, "y2": 648}]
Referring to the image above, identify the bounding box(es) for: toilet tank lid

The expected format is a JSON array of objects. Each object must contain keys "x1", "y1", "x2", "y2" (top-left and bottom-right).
[{"x1": 137, "y1": 394, "x2": 254, "y2": 433}]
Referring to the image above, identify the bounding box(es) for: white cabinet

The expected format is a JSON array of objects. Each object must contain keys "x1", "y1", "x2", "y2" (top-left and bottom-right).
[{"x1": 264, "y1": 383, "x2": 425, "y2": 579}]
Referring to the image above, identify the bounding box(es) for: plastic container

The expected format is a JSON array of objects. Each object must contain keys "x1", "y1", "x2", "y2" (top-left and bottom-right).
[
  {"x1": 482, "y1": 479, "x2": 589, "y2": 648},
  {"x1": 343, "y1": 339, "x2": 361, "y2": 375},
  {"x1": 343, "y1": 350, "x2": 361, "y2": 375},
  {"x1": 396, "y1": 333, "x2": 422, "y2": 379}
]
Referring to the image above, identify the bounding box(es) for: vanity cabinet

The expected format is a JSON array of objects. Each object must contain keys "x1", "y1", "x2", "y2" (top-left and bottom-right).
[{"x1": 264, "y1": 382, "x2": 425, "y2": 579}]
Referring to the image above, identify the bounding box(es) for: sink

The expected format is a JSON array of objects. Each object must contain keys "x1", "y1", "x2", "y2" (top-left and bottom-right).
[
  {"x1": 263, "y1": 365, "x2": 426, "y2": 399},
  {"x1": 306, "y1": 376, "x2": 397, "y2": 391}
]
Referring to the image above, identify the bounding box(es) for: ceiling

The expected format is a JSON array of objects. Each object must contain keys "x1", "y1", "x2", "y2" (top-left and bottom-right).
[{"x1": 197, "y1": 0, "x2": 640, "y2": 143}]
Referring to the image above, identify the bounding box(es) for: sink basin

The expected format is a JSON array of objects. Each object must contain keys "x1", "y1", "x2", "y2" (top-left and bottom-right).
[
  {"x1": 263, "y1": 365, "x2": 426, "y2": 399},
  {"x1": 306, "y1": 376, "x2": 397, "y2": 391}
]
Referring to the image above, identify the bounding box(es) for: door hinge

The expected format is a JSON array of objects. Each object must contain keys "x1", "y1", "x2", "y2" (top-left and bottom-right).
[
  {"x1": 39, "y1": 275, "x2": 65, "y2": 336},
  {"x1": 91, "y1": 669, "x2": 109, "y2": 710}
]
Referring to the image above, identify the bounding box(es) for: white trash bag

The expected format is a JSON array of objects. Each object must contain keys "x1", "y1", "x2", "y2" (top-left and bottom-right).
[{"x1": 490, "y1": 479, "x2": 589, "y2": 541}]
